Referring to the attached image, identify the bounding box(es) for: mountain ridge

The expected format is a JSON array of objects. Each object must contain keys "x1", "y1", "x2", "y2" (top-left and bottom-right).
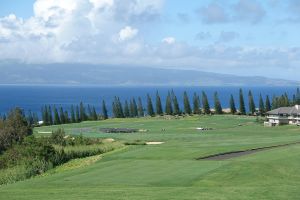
[{"x1": 0, "y1": 63, "x2": 298, "y2": 86}]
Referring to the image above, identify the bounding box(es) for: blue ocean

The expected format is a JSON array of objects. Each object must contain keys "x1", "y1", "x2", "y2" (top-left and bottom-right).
[{"x1": 0, "y1": 85, "x2": 298, "y2": 116}]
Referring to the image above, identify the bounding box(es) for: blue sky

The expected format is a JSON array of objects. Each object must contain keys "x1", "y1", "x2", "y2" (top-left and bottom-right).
[
  {"x1": 160, "y1": 0, "x2": 299, "y2": 47},
  {"x1": 0, "y1": 0, "x2": 300, "y2": 80},
  {"x1": 0, "y1": 0, "x2": 35, "y2": 18}
]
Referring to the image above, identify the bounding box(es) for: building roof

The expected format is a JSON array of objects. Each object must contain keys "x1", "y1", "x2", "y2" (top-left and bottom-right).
[{"x1": 267, "y1": 105, "x2": 300, "y2": 115}]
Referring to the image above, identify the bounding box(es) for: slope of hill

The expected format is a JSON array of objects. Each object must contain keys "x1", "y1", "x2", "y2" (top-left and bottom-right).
[{"x1": 0, "y1": 63, "x2": 298, "y2": 86}]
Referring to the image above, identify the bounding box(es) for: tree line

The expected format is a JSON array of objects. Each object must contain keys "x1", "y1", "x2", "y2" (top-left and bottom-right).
[
  {"x1": 111, "y1": 88, "x2": 300, "y2": 118},
  {"x1": 2, "y1": 88, "x2": 300, "y2": 127},
  {"x1": 29, "y1": 102, "x2": 106, "y2": 126}
]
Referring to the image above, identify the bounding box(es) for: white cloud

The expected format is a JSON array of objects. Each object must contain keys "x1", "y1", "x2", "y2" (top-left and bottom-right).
[
  {"x1": 112, "y1": 0, "x2": 163, "y2": 23},
  {"x1": 197, "y1": 0, "x2": 265, "y2": 24},
  {"x1": 0, "y1": 0, "x2": 164, "y2": 63},
  {"x1": 118, "y1": 26, "x2": 138, "y2": 42},
  {"x1": 197, "y1": 2, "x2": 229, "y2": 24},
  {"x1": 162, "y1": 37, "x2": 176, "y2": 44},
  {"x1": 90, "y1": 0, "x2": 114, "y2": 9},
  {"x1": 233, "y1": 0, "x2": 266, "y2": 24},
  {"x1": 0, "y1": 0, "x2": 299, "y2": 80}
]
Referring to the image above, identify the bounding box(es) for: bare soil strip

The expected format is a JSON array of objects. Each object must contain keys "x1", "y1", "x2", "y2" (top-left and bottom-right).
[{"x1": 197, "y1": 141, "x2": 300, "y2": 161}]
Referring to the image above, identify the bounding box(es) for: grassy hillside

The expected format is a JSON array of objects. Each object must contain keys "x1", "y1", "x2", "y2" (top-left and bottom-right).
[{"x1": 1, "y1": 115, "x2": 300, "y2": 199}]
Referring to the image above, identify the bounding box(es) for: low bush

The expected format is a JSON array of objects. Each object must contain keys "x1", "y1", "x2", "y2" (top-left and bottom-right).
[
  {"x1": 0, "y1": 136, "x2": 56, "y2": 169},
  {"x1": 0, "y1": 165, "x2": 27, "y2": 185},
  {"x1": 50, "y1": 128, "x2": 66, "y2": 146},
  {"x1": 25, "y1": 158, "x2": 53, "y2": 177},
  {"x1": 0, "y1": 129, "x2": 124, "y2": 185},
  {"x1": 124, "y1": 140, "x2": 146, "y2": 145},
  {"x1": 49, "y1": 129, "x2": 103, "y2": 146},
  {"x1": 56, "y1": 142, "x2": 124, "y2": 160}
]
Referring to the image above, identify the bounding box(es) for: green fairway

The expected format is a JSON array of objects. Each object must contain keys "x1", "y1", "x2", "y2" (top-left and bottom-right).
[{"x1": 1, "y1": 115, "x2": 300, "y2": 200}]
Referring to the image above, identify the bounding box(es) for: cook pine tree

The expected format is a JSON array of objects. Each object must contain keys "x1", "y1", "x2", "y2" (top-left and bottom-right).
[
  {"x1": 229, "y1": 94, "x2": 237, "y2": 114},
  {"x1": 156, "y1": 91, "x2": 163, "y2": 116},
  {"x1": 102, "y1": 100, "x2": 108, "y2": 119},
  {"x1": 214, "y1": 92, "x2": 223, "y2": 114},
  {"x1": 183, "y1": 91, "x2": 192, "y2": 115},
  {"x1": 171, "y1": 90, "x2": 180, "y2": 115},
  {"x1": 147, "y1": 94, "x2": 155, "y2": 117},
  {"x1": 193, "y1": 93, "x2": 201, "y2": 115},
  {"x1": 165, "y1": 92, "x2": 173, "y2": 115},
  {"x1": 239, "y1": 89, "x2": 246, "y2": 115},
  {"x1": 265, "y1": 95, "x2": 271, "y2": 112},
  {"x1": 248, "y1": 90, "x2": 256, "y2": 115},
  {"x1": 202, "y1": 91, "x2": 211, "y2": 114},
  {"x1": 137, "y1": 97, "x2": 144, "y2": 117}
]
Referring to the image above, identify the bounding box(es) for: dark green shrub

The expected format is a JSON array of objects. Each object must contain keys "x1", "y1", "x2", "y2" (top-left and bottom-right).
[
  {"x1": 0, "y1": 165, "x2": 27, "y2": 185},
  {"x1": 51, "y1": 128, "x2": 66, "y2": 146},
  {"x1": 0, "y1": 108, "x2": 32, "y2": 153},
  {"x1": 124, "y1": 140, "x2": 146, "y2": 145},
  {"x1": 25, "y1": 158, "x2": 53, "y2": 177}
]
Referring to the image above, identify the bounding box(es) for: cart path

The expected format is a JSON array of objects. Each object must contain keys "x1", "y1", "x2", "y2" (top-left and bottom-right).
[{"x1": 197, "y1": 141, "x2": 300, "y2": 160}]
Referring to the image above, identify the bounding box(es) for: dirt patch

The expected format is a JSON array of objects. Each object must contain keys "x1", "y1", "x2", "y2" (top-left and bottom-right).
[
  {"x1": 146, "y1": 142, "x2": 165, "y2": 145},
  {"x1": 197, "y1": 141, "x2": 300, "y2": 161},
  {"x1": 99, "y1": 128, "x2": 139, "y2": 133}
]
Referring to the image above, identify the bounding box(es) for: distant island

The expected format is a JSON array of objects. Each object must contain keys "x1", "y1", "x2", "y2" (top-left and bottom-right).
[{"x1": 0, "y1": 62, "x2": 299, "y2": 86}]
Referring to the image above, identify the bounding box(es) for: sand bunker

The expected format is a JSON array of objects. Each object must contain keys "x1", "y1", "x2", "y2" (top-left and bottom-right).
[
  {"x1": 146, "y1": 142, "x2": 165, "y2": 145},
  {"x1": 38, "y1": 131, "x2": 52, "y2": 134},
  {"x1": 103, "y1": 138, "x2": 115, "y2": 142}
]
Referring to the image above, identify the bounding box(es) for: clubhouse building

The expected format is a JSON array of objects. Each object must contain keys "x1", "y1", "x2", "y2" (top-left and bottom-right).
[{"x1": 265, "y1": 105, "x2": 300, "y2": 126}]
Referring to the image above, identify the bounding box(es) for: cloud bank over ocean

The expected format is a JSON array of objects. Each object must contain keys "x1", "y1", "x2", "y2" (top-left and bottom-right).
[{"x1": 0, "y1": 0, "x2": 300, "y2": 80}]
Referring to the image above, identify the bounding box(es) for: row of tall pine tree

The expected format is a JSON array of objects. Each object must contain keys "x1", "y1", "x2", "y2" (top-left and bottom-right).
[{"x1": 21, "y1": 88, "x2": 300, "y2": 126}]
